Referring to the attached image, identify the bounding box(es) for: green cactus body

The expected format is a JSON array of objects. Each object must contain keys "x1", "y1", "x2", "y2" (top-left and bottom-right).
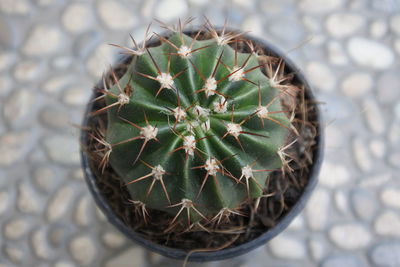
[{"x1": 103, "y1": 31, "x2": 291, "y2": 222}]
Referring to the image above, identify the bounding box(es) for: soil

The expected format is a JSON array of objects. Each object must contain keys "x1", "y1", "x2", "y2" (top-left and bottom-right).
[{"x1": 83, "y1": 30, "x2": 320, "y2": 252}]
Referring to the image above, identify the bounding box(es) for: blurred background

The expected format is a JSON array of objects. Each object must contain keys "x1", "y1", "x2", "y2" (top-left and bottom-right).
[{"x1": 0, "y1": 0, "x2": 400, "y2": 266}]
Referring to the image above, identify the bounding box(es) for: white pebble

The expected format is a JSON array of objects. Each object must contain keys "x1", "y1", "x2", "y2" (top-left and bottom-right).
[
  {"x1": 352, "y1": 138, "x2": 373, "y2": 172},
  {"x1": 0, "y1": 51, "x2": 15, "y2": 71},
  {"x1": 319, "y1": 161, "x2": 350, "y2": 188},
  {"x1": 102, "y1": 232, "x2": 126, "y2": 248},
  {"x1": 40, "y1": 106, "x2": 70, "y2": 130},
  {"x1": 155, "y1": 0, "x2": 188, "y2": 21},
  {"x1": 306, "y1": 188, "x2": 330, "y2": 230},
  {"x1": 309, "y1": 237, "x2": 326, "y2": 261},
  {"x1": 14, "y1": 60, "x2": 43, "y2": 81},
  {"x1": 0, "y1": 131, "x2": 30, "y2": 166},
  {"x1": 326, "y1": 13, "x2": 364, "y2": 38},
  {"x1": 351, "y1": 188, "x2": 377, "y2": 219},
  {"x1": 329, "y1": 223, "x2": 371, "y2": 250},
  {"x1": 302, "y1": 16, "x2": 321, "y2": 32},
  {"x1": 381, "y1": 188, "x2": 400, "y2": 209},
  {"x1": 242, "y1": 16, "x2": 263, "y2": 36},
  {"x1": 140, "y1": 0, "x2": 155, "y2": 18},
  {"x1": 52, "y1": 56, "x2": 72, "y2": 69},
  {"x1": 377, "y1": 72, "x2": 400, "y2": 104},
  {"x1": 62, "y1": 3, "x2": 93, "y2": 33},
  {"x1": 47, "y1": 186, "x2": 74, "y2": 221},
  {"x1": 0, "y1": 0, "x2": 29, "y2": 14},
  {"x1": 309, "y1": 34, "x2": 326, "y2": 46},
  {"x1": 391, "y1": 15, "x2": 400, "y2": 36},
  {"x1": 389, "y1": 122, "x2": 400, "y2": 145},
  {"x1": 300, "y1": 0, "x2": 344, "y2": 13},
  {"x1": 31, "y1": 229, "x2": 51, "y2": 259},
  {"x1": 86, "y1": 43, "x2": 114, "y2": 78},
  {"x1": 43, "y1": 135, "x2": 80, "y2": 165},
  {"x1": 395, "y1": 39, "x2": 400, "y2": 56},
  {"x1": 96, "y1": 206, "x2": 107, "y2": 221},
  {"x1": 334, "y1": 190, "x2": 349, "y2": 214},
  {"x1": 233, "y1": 0, "x2": 255, "y2": 8},
  {"x1": 327, "y1": 41, "x2": 348, "y2": 65},
  {"x1": 33, "y1": 166, "x2": 56, "y2": 192},
  {"x1": 105, "y1": 247, "x2": 144, "y2": 267},
  {"x1": 74, "y1": 196, "x2": 91, "y2": 226},
  {"x1": 394, "y1": 103, "x2": 400, "y2": 119},
  {"x1": 69, "y1": 236, "x2": 97, "y2": 266},
  {"x1": 369, "y1": 138, "x2": 386, "y2": 159},
  {"x1": 53, "y1": 261, "x2": 76, "y2": 267},
  {"x1": 3, "y1": 89, "x2": 34, "y2": 123},
  {"x1": 363, "y1": 98, "x2": 385, "y2": 135},
  {"x1": 370, "y1": 20, "x2": 388, "y2": 39},
  {"x1": 4, "y1": 219, "x2": 28, "y2": 240},
  {"x1": 0, "y1": 190, "x2": 10, "y2": 215},
  {"x1": 23, "y1": 25, "x2": 62, "y2": 56},
  {"x1": 347, "y1": 37, "x2": 394, "y2": 69},
  {"x1": 322, "y1": 255, "x2": 362, "y2": 267},
  {"x1": 287, "y1": 214, "x2": 304, "y2": 230},
  {"x1": 269, "y1": 235, "x2": 306, "y2": 260},
  {"x1": 188, "y1": 0, "x2": 209, "y2": 5},
  {"x1": 98, "y1": 1, "x2": 136, "y2": 30},
  {"x1": 389, "y1": 153, "x2": 400, "y2": 168},
  {"x1": 62, "y1": 84, "x2": 91, "y2": 106},
  {"x1": 36, "y1": 0, "x2": 56, "y2": 6},
  {"x1": 72, "y1": 169, "x2": 84, "y2": 180},
  {"x1": 325, "y1": 125, "x2": 343, "y2": 148},
  {"x1": 375, "y1": 211, "x2": 400, "y2": 237},
  {"x1": 341, "y1": 72, "x2": 372, "y2": 97},
  {"x1": 360, "y1": 173, "x2": 392, "y2": 188},
  {"x1": 0, "y1": 74, "x2": 11, "y2": 96},
  {"x1": 5, "y1": 246, "x2": 23, "y2": 264},
  {"x1": 42, "y1": 75, "x2": 73, "y2": 94},
  {"x1": 17, "y1": 183, "x2": 39, "y2": 213},
  {"x1": 306, "y1": 61, "x2": 336, "y2": 92}
]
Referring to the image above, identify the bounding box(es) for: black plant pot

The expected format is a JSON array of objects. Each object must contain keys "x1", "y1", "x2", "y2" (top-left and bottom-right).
[{"x1": 80, "y1": 29, "x2": 324, "y2": 262}]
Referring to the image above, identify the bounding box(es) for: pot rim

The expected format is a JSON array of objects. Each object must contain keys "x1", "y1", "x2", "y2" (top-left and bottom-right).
[{"x1": 80, "y1": 28, "x2": 324, "y2": 262}]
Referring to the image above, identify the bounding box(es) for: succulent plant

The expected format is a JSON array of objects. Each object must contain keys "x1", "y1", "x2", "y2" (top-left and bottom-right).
[{"x1": 90, "y1": 21, "x2": 296, "y2": 228}]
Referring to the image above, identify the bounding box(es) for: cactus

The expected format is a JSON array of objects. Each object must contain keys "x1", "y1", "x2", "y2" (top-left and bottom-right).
[{"x1": 90, "y1": 21, "x2": 296, "y2": 228}]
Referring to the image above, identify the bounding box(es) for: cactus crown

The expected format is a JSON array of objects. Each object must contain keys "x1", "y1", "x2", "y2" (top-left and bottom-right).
[{"x1": 91, "y1": 20, "x2": 297, "y2": 229}]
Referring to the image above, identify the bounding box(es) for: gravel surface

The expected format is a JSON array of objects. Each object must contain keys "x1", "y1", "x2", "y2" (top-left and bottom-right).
[{"x1": 1, "y1": 0, "x2": 399, "y2": 266}]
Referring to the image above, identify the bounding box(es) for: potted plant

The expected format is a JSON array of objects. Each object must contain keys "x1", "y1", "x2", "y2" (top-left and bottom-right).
[{"x1": 80, "y1": 19, "x2": 323, "y2": 262}]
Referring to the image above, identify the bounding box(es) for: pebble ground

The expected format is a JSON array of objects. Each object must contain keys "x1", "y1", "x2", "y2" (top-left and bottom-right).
[{"x1": 0, "y1": 0, "x2": 399, "y2": 266}]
